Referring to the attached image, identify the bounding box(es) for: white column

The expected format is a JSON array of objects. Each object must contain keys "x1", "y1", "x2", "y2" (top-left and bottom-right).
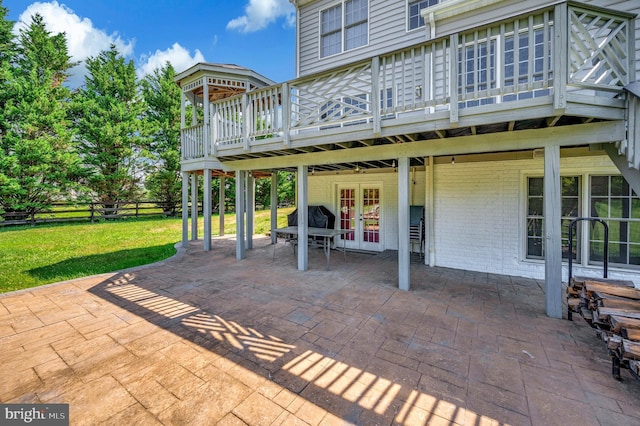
[
  {"x1": 181, "y1": 171, "x2": 189, "y2": 248},
  {"x1": 191, "y1": 173, "x2": 198, "y2": 241},
  {"x1": 297, "y1": 165, "x2": 308, "y2": 271},
  {"x1": 427, "y1": 156, "x2": 435, "y2": 267},
  {"x1": 398, "y1": 157, "x2": 410, "y2": 291},
  {"x1": 219, "y1": 176, "x2": 225, "y2": 236},
  {"x1": 236, "y1": 171, "x2": 246, "y2": 260},
  {"x1": 544, "y1": 145, "x2": 563, "y2": 318},
  {"x1": 203, "y1": 169, "x2": 212, "y2": 251},
  {"x1": 180, "y1": 92, "x2": 186, "y2": 128},
  {"x1": 246, "y1": 172, "x2": 255, "y2": 250},
  {"x1": 202, "y1": 79, "x2": 210, "y2": 157},
  {"x1": 271, "y1": 172, "x2": 278, "y2": 244}
]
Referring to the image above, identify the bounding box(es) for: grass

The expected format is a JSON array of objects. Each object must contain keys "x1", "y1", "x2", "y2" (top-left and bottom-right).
[{"x1": 0, "y1": 207, "x2": 294, "y2": 294}]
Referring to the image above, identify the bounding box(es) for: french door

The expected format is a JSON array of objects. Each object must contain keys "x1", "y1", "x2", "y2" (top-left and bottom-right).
[{"x1": 337, "y1": 183, "x2": 382, "y2": 251}]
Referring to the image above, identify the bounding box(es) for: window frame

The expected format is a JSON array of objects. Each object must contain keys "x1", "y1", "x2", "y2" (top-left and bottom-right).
[
  {"x1": 589, "y1": 175, "x2": 640, "y2": 268},
  {"x1": 524, "y1": 175, "x2": 581, "y2": 262},
  {"x1": 522, "y1": 173, "x2": 640, "y2": 271},
  {"x1": 407, "y1": 0, "x2": 440, "y2": 32},
  {"x1": 319, "y1": 93, "x2": 369, "y2": 129},
  {"x1": 320, "y1": 0, "x2": 369, "y2": 59}
]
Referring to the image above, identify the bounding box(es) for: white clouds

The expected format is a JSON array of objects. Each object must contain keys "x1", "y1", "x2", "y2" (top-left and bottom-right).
[
  {"x1": 138, "y1": 43, "x2": 205, "y2": 78},
  {"x1": 12, "y1": 1, "x2": 294, "y2": 87},
  {"x1": 15, "y1": 1, "x2": 135, "y2": 87},
  {"x1": 227, "y1": 0, "x2": 295, "y2": 33},
  {"x1": 13, "y1": 1, "x2": 204, "y2": 85}
]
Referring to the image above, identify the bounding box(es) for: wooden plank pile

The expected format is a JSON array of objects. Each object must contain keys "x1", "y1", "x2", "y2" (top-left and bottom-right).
[{"x1": 567, "y1": 276, "x2": 640, "y2": 380}]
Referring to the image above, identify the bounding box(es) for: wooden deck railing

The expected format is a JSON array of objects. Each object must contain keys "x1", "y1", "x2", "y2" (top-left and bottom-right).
[{"x1": 181, "y1": 2, "x2": 634, "y2": 160}]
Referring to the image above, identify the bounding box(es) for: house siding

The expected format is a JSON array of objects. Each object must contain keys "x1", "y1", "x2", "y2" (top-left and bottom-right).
[
  {"x1": 307, "y1": 154, "x2": 640, "y2": 285},
  {"x1": 297, "y1": 0, "x2": 426, "y2": 78}
]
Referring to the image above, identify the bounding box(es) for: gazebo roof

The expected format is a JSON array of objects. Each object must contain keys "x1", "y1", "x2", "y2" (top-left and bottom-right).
[{"x1": 174, "y1": 62, "x2": 276, "y2": 101}]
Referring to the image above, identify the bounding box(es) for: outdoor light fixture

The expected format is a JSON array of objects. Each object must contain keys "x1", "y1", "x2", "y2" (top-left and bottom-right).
[
  {"x1": 355, "y1": 163, "x2": 360, "y2": 173},
  {"x1": 311, "y1": 168, "x2": 315, "y2": 175},
  {"x1": 451, "y1": 156, "x2": 455, "y2": 164}
]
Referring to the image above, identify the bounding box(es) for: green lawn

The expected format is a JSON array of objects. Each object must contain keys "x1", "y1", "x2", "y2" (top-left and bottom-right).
[{"x1": 0, "y1": 208, "x2": 294, "y2": 294}]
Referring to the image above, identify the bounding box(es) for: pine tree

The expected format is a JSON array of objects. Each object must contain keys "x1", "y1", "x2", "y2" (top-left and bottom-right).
[
  {"x1": 141, "y1": 62, "x2": 182, "y2": 216},
  {"x1": 0, "y1": 1, "x2": 15, "y2": 219},
  {"x1": 74, "y1": 44, "x2": 146, "y2": 214},
  {"x1": 0, "y1": 12, "x2": 80, "y2": 221}
]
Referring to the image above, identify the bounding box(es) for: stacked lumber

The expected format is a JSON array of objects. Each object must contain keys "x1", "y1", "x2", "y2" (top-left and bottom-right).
[{"x1": 567, "y1": 276, "x2": 640, "y2": 380}]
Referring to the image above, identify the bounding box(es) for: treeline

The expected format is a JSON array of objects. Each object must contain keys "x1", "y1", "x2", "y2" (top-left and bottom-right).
[{"x1": 0, "y1": 1, "x2": 295, "y2": 223}]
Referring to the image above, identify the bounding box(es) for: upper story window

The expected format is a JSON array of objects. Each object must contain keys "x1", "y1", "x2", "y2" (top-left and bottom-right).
[
  {"x1": 321, "y1": 0, "x2": 369, "y2": 58},
  {"x1": 407, "y1": 0, "x2": 439, "y2": 31}
]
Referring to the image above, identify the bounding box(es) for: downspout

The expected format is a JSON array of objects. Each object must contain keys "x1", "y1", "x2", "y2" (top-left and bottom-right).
[{"x1": 294, "y1": 5, "x2": 300, "y2": 78}]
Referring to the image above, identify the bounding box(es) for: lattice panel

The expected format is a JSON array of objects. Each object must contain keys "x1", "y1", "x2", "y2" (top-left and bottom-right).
[
  {"x1": 290, "y1": 63, "x2": 373, "y2": 129},
  {"x1": 568, "y1": 6, "x2": 631, "y2": 88}
]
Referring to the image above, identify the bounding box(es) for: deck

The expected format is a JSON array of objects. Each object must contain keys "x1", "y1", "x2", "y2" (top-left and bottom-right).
[{"x1": 180, "y1": 2, "x2": 635, "y2": 173}]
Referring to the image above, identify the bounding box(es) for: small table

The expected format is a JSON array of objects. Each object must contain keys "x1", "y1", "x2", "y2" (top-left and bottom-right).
[{"x1": 272, "y1": 226, "x2": 349, "y2": 270}]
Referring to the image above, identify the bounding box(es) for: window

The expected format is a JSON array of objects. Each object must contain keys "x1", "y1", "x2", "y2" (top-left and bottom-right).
[
  {"x1": 344, "y1": 94, "x2": 368, "y2": 125},
  {"x1": 526, "y1": 176, "x2": 580, "y2": 260},
  {"x1": 321, "y1": 0, "x2": 368, "y2": 58},
  {"x1": 319, "y1": 100, "x2": 341, "y2": 129},
  {"x1": 320, "y1": 93, "x2": 368, "y2": 128},
  {"x1": 321, "y1": 4, "x2": 342, "y2": 57},
  {"x1": 380, "y1": 88, "x2": 393, "y2": 110},
  {"x1": 345, "y1": 0, "x2": 368, "y2": 50},
  {"x1": 590, "y1": 176, "x2": 640, "y2": 266},
  {"x1": 408, "y1": 0, "x2": 439, "y2": 31},
  {"x1": 503, "y1": 27, "x2": 552, "y2": 102},
  {"x1": 458, "y1": 39, "x2": 496, "y2": 108},
  {"x1": 344, "y1": 94, "x2": 367, "y2": 115},
  {"x1": 525, "y1": 174, "x2": 640, "y2": 269}
]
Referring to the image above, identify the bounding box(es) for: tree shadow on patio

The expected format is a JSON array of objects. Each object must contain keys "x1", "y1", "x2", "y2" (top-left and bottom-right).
[{"x1": 85, "y1": 240, "x2": 509, "y2": 425}]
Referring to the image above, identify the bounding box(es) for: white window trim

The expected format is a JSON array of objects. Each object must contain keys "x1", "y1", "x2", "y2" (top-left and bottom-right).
[
  {"x1": 318, "y1": 0, "x2": 369, "y2": 59},
  {"x1": 406, "y1": 0, "x2": 439, "y2": 33},
  {"x1": 520, "y1": 167, "x2": 640, "y2": 273}
]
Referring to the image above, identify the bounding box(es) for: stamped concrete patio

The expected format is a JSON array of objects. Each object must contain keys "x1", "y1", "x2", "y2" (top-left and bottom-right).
[{"x1": 3, "y1": 236, "x2": 640, "y2": 425}]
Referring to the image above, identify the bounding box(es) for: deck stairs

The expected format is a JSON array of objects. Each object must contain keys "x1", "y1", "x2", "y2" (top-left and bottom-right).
[{"x1": 605, "y1": 82, "x2": 640, "y2": 195}]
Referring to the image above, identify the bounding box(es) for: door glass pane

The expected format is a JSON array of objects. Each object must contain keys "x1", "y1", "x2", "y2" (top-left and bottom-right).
[
  {"x1": 340, "y1": 188, "x2": 355, "y2": 240},
  {"x1": 362, "y1": 188, "x2": 379, "y2": 243}
]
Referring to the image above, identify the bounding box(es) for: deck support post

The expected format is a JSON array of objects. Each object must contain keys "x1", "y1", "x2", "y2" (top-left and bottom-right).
[
  {"x1": 544, "y1": 145, "x2": 563, "y2": 318},
  {"x1": 181, "y1": 171, "x2": 189, "y2": 248},
  {"x1": 219, "y1": 176, "x2": 225, "y2": 236},
  {"x1": 426, "y1": 156, "x2": 435, "y2": 267},
  {"x1": 191, "y1": 173, "x2": 198, "y2": 241},
  {"x1": 203, "y1": 169, "x2": 212, "y2": 251},
  {"x1": 246, "y1": 172, "x2": 255, "y2": 250},
  {"x1": 398, "y1": 157, "x2": 410, "y2": 291},
  {"x1": 297, "y1": 165, "x2": 309, "y2": 271},
  {"x1": 271, "y1": 172, "x2": 278, "y2": 244},
  {"x1": 236, "y1": 171, "x2": 246, "y2": 260}
]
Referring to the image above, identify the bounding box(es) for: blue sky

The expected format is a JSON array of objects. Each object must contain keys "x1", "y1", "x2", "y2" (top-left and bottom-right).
[{"x1": 4, "y1": 0, "x2": 296, "y2": 87}]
